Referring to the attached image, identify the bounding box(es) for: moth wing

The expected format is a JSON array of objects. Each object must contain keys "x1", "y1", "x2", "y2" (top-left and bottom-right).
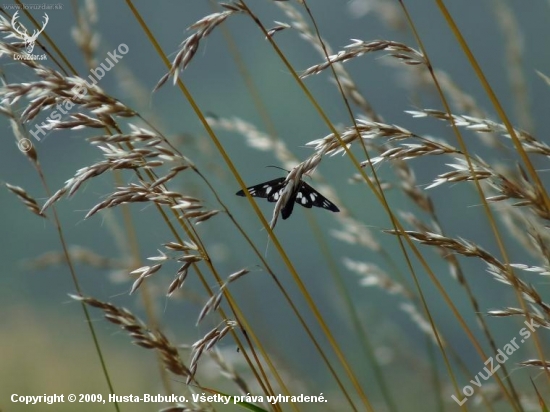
[
  {"x1": 267, "y1": 186, "x2": 287, "y2": 203},
  {"x1": 236, "y1": 178, "x2": 286, "y2": 202},
  {"x1": 296, "y1": 182, "x2": 339, "y2": 212}
]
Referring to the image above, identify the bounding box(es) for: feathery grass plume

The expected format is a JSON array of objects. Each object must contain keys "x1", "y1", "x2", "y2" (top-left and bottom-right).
[
  {"x1": 1, "y1": 69, "x2": 135, "y2": 124},
  {"x1": 71, "y1": 295, "x2": 192, "y2": 378},
  {"x1": 129, "y1": 263, "x2": 163, "y2": 295},
  {"x1": 1, "y1": 100, "x2": 39, "y2": 163},
  {"x1": 197, "y1": 269, "x2": 250, "y2": 324},
  {"x1": 188, "y1": 321, "x2": 237, "y2": 384},
  {"x1": 275, "y1": 1, "x2": 379, "y2": 119},
  {"x1": 5, "y1": 183, "x2": 46, "y2": 218},
  {"x1": 155, "y1": 2, "x2": 246, "y2": 90},
  {"x1": 300, "y1": 39, "x2": 425, "y2": 79},
  {"x1": 390, "y1": 229, "x2": 550, "y2": 324},
  {"x1": 407, "y1": 109, "x2": 550, "y2": 155}
]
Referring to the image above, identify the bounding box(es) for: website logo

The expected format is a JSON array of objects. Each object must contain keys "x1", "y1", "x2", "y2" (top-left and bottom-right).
[{"x1": 11, "y1": 11, "x2": 48, "y2": 60}]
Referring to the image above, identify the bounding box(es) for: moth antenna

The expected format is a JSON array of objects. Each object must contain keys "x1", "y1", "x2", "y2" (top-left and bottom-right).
[{"x1": 266, "y1": 165, "x2": 290, "y2": 173}]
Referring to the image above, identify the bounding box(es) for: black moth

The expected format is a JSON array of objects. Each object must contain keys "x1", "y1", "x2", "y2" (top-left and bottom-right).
[{"x1": 236, "y1": 177, "x2": 340, "y2": 219}]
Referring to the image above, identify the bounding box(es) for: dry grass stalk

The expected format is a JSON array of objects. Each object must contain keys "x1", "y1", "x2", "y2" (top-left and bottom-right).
[
  {"x1": 71, "y1": 295, "x2": 192, "y2": 378},
  {"x1": 1, "y1": 70, "x2": 135, "y2": 124},
  {"x1": 301, "y1": 39, "x2": 425, "y2": 79},
  {"x1": 275, "y1": 1, "x2": 379, "y2": 118},
  {"x1": 164, "y1": 241, "x2": 199, "y2": 252},
  {"x1": 329, "y1": 217, "x2": 382, "y2": 253},
  {"x1": 167, "y1": 262, "x2": 193, "y2": 296},
  {"x1": 155, "y1": 2, "x2": 246, "y2": 91},
  {"x1": 188, "y1": 321, "x2": 237, "y2": 384},
  {"x1": 306, "y1": 118, "x2": 412, "y2": 156},
  {"x1": 408, "y1": 109, "x2": 550, "y2": 156},
  {"x1": 364, "y1": 139, "x2": 460, "y2": 167},
  {"x1": 425, "y1": 157, "x2": 493, "y2": 189},
  {"x1": 129, "y1": 263, "x2": 163, "y2": 295},
  {"x1": 197, "y1": 269, "x2": 249, "y2": 324},
  {"x1": 518, "y1": 359, "x2": 550, "y2": 368},
  {"x1": 40, "y1": 139, "x2": 194, "y2": 218},
  {"x1": 5, "y1": 183, "x2": 46, "y2": 218},
  {"x1": 389, "y1": 228, "x2": 550, "y2": 328},
  {"x1": 167, "y1": 251, "x2": 203, "y2": 296},
  {"x1": 423, "y1": 157, "x2": 550, "y2": 222},
  {"x1": 2, "y1": 102, "x2": 39, "y2": 162},
  {"x1": 394, "y1": 160, "x2": 434, "y2": 215},
  {"x1": 266, "y1": 21, "x2": 290, "y2": 38},
  {"x1": 408, "y1": 67, "x2": 505, "y2": 148},
  {"x1": 128, "y1": 246, "x2": 205, "y2": 296}
]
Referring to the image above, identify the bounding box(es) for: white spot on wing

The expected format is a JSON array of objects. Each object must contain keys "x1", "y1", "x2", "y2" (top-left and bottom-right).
[
  {"x1": 301, "y1": 197, "x2": 307, "y2": 205},
  {"x1": 265, "y1": 186, "x2": 272, "y2": 194},
  {"x1": 310, "y1": 193, "x2": 317, "y2": 201}
]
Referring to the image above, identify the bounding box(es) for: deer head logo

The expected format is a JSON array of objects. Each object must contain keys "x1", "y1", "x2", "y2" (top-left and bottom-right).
[{"x1": 11, "y1": 11, "x2": 49, "y2": 54}]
